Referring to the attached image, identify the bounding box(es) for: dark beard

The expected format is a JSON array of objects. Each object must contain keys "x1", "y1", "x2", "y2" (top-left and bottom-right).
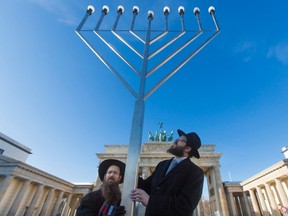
[
  {"x1": 167, "y1": 145, "x2": 185, "y2": 157},
  {"x1": 101, "y1": 181, "x2": 121, "y2": 204}
]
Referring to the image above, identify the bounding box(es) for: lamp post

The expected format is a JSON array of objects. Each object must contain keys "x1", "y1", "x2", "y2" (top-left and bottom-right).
[{"x1": 76, "y1": 5, "x2": 220, "y2": 215}]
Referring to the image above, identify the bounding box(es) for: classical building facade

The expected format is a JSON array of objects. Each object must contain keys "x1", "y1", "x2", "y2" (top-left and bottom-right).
[
  {"x1": 241, "y1": 159, "x2": 288, "y2": 216},
  {"x1": 0, "y1": 132, "x2": 93, "y2": 216},
  {"x1": 1, "y1": 131, "x2": 288, "y2": 216},
  {"x1": 223, "y1": 156, "x2": 288, "y2": 216},
  {"x1": 0, "y1": 154, "x2": 93, "y2": 216},
  {"x1": 95, "y1": 143, "x2": 229, "y2": 216}
]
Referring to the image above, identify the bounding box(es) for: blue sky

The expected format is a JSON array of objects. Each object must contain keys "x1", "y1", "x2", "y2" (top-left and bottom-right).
[{"x1": 1, "y1": 0, "x2": 288, "y2": 191}]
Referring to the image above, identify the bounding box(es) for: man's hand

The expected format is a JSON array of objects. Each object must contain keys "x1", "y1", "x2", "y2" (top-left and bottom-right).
[
  {"x1": 114, "y1": 205, "x2": 126, "y2": 216},
  {"x1": 130, "y1": 189, "x2": 150, "y2": 206}
]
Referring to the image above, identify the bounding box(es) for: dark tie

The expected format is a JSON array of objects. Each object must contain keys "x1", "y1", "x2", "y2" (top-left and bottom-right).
[{"x1": 166, "y1": 159, "x2": 177, "y2": 175}]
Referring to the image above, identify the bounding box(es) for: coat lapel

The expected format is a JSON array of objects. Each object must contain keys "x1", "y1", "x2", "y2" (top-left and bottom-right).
[
  {"x1": 157, "y1": 158, "x2": 190, "y2": 186},
  {"x1": 155, "y1": 158, "x2": 173, "y2": 185}
]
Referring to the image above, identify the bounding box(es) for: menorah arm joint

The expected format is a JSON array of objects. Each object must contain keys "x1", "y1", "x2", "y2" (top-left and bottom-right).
[
  {"x1": 112, "y1": 30, "x2": 143, "y2": 59},
  {"x1": 93, "y1": 31, "x2": 141, "y2": 77},
  {"x1": 147, "y1": 30, "x2": 186, "y2": 62}
]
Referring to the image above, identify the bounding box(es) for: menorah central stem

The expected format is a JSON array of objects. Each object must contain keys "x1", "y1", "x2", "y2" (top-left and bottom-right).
[
  {"x1": 121, "y1": 99, "x2": 145, "y2": 215},
  {"x1": 121, "y1": 17, "x2": 152, "y2": 216}
]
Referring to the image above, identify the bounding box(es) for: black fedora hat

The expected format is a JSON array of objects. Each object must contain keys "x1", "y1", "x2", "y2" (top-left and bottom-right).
[
  {"x1": 177, "y1": 129, "x2": 201, "y2": 159},
  {"x1": 98, "y1": 159, "x2": 126, "y2": 183}
]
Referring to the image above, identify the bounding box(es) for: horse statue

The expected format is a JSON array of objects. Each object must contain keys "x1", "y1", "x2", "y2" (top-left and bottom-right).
[
  {"x1": 168, "y1": 131, "x2": 174, "y2": 141},
  {"x1": 148, "y1": 131, "x2": 154, "y2": 141}
]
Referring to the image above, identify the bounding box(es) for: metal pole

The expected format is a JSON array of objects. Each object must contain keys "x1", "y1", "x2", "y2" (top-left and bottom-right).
[{"x1": 121, "y1": 12, "x2": 153, "y2": 216}]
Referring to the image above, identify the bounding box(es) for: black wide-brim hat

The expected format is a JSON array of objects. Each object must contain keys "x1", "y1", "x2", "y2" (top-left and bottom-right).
[
  {"x1": 98, "y1": 159, "x2": 126, "y2": 184},
  {"x1": 177, "y1": 129, "x2": 201, "y2": 159}
]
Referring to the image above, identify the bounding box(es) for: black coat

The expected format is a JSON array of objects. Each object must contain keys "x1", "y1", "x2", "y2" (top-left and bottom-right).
[
  {"x1": 138, "y1": 157, "x2": 204, "y2": 216},
  {"x1": 76, "y1": 189, "x2": 105, "y2": 216}
]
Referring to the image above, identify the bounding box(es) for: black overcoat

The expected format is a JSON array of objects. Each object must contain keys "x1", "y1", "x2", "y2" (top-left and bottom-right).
[
  {"x1": 76, "y1": 189, "x2": 105, "y2": 216},
  {"x1": 138, "y1": 157, "x2": 204, "y2": 216}
]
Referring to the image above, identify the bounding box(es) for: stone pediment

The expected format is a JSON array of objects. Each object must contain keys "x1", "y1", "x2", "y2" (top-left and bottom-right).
[{"x1": 97, "y1": 143, "x2": 221, "y2": 173}]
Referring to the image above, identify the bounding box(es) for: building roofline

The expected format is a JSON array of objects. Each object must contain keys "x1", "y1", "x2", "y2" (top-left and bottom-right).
[{"x1": 0, "y1": 132, "x2": 32, "y2": 154}]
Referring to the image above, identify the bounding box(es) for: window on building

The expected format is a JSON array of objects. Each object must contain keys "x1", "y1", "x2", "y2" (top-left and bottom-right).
[{"x1": 0, "y1": 149, "x2": 4, "y2": 154}]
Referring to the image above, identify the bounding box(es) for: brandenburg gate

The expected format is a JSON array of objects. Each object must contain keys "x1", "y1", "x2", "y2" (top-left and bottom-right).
[{"x1": 94, "y1": 142, "x2": 230, "y2": 216}]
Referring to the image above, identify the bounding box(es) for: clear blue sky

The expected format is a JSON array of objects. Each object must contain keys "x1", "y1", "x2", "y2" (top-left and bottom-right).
[{"x1": 1, "y1": 0, "x2": 288, "y2": 188}]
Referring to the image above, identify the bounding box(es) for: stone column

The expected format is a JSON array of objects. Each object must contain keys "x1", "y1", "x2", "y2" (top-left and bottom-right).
[
  {"x1": 235, "y1": 196, "x2": 241, "y2": 216},
  {"x1": 249, "y1": 189, "x2": 261, "y2": 216},
  {"x1": 40, "y1": 188, "x2": 55, "y2": 216},
  {"x1": 238, "y1": 195, "x2": 247, "y2": 216},
  {"x1": 211, "y1": 168, "x2": 221, "y2": 214},
  {"x1": 10, "y1": 180, "x2": 31, "y2": 216},
  {"x1": 0, "y1": 175, "x2": 14, "y2": 202},
  {"x1": 26, "y1": 184, "x2": 44, "y2": 216},
  {"x1": 242, "y1": 192, "x2": 252, "y2": 216},
  {"x1": 0, "y1": 175, "x2": 15, "y2": 215},
  {"x1": 193, "y1": 198, "x2": 204, "y2": 216},
  {"x1": 213, "y1": 165, "x2": 229, "y2": 216},
  {"x1": 275, "y1": 178, "x2": 288, "y2": 207},
  {"x1": 51, "y1": 191, "x2": 64, "y2": 215},
  {"x1": 227, "y1": 192, "x2": 237, "y2": 215},
  {"x1": 62, "y1": 193, "x2": 72, "y2": 216},
  {"x1": 264, "y1": 183, "x2": 281, "y2": 216},
  {"x1": 193, "y1": 203, "x2": 199, "y2": 216},
  {"x1": 69, "y1": 195, "x2": 80, "y2": 216},
  {"x1": 142, "y1": 167, "x2": 152, "y2": 179},
  {"x1": 256, "y1": 186, "x2": 269, "y2": 216}
]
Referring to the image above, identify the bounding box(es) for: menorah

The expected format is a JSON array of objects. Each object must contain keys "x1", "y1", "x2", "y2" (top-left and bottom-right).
[{"x1": 76, "y1": 4, "x2": 220, "y2": 215}]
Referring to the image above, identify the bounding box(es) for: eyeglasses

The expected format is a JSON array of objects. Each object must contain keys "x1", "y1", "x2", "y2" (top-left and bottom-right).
[{"x1": 175, "y1": 137, "x2": 187, "y2": 143}]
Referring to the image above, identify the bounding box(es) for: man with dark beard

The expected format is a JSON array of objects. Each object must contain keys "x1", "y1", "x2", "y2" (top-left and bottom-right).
[
  {"x1": 131, "y1": 129, "x2": 204, "y2": 216},
  {"x1": 76, "y1": 159, "x2": 126, "y2": 216}
]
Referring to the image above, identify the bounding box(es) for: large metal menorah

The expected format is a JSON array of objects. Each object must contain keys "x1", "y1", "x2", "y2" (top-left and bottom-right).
[{"x1": 76, "y1": 4, "x2": 220, "y2": 215}]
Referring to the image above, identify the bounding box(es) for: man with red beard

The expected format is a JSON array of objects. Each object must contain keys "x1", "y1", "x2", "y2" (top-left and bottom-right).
[
  {"x1": 76, "y1": 159, "x2": 126, "y2": 216},
  {"x1": 131, "y1": 129, "x2": 204, "y2": 216}
]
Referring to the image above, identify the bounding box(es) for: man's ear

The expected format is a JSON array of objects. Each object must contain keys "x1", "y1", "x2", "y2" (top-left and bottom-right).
[{"x1": 184, "y1": 146, "x2": 192, "y2": 154}]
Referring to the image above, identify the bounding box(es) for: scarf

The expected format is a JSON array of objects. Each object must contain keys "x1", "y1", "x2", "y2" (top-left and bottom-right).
[{"x1": 98, "y1": 200, "x2": 116, "y2": 216}]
